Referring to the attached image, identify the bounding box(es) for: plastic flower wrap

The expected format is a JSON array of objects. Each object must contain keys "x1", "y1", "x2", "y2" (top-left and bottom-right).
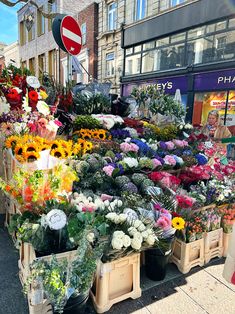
[{"x1": 0, "y1": 165, "x2": 77, "y2": 208}]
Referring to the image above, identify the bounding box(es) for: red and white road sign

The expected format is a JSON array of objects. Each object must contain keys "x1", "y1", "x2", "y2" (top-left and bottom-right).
[{"x1": 61, "y1": 16, "x2": 82, "y2": 56}]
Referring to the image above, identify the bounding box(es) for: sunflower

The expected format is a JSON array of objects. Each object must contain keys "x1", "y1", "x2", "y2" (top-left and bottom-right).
[
  {"x1": 79, "y1": 129, "x2": 90, "y2": 136},
  {"x1": 41, "y1": 144, "x2": 50, "y2": 151},
  {"x1": 91, "y1": 130, "x2": 100, "y2": 139},
  {"x1": 15, "y1": 155, "x2": 25, "y2": 163},
  {"x1": 5, "y1": 135, "x2": 19, "y2": 149},
  {"x1": 14, "y1": 144, "x2": 25, "y2": 156},
  {"x1": 172, "y1": 217, "x2": 185, "y2": 230},
  {"x1": 73, "y1": 143, "x2": 82, "y2": 155},
  {"x1": 81, "y1": 131, "x2": 92, "y2": 139},
  {"x1": 60, "y1": 140, "x2": 73, "y2": 150},
  {"x1": 51, "y1": 140, "x2": 62, "y2": 150},
  {"x1": 84, "y1": 141, "x2": 93, "y2": 151},
  {"x1": 50, "y1": 148, "x2": 65, "y2": 159},
  {"x1": 63, "y1": 148, "x2": 72, "y2": 158},
  {"x1": 25, "y1": 142, "x2": 39, "y2": 152},
  {"x1": 97, "y1": 130, "x2": 107, "y2": 140},
  {"x1": 77, "y1": 139, "x2": 86, "y2": 148},
  {"x1": 23, "y1": 151, "x2": 40, "y2": 162}
]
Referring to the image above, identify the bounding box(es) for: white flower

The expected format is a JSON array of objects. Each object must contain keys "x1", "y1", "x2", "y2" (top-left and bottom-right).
[
  {"x1": 37, "y1": 101, "x2": 50, "y2": 116},
  {"x1": 185, "y1": 123, "x2": 193, "y2": 129},
  {"x1": 106, "y1": 212, "x2": 117, "y2": 221},
  {"x1": 133, "y1": 232, "x2": 143, "y2": 243},
  {"x1": 114, "y1": 216, "x2": 121, "y2": 224},
  {"x1": 119, "y1": 214, "x2": 127, "y2": 223},
  {"x1": 124, "y1": 137, "x2": 132, "y2": 143},
  {"x1": 87, "y1": 232, "x2": 95, "y2": 243},
  {"x1": 123, "y1": 235, "x2": 131, "y2": 248},
  {"x1": 141, "y1": 231, "x2": 149, "y2": 239},
  {"x1": 123, "y1": 157, "x2": 138, "y2": 168},
  {"x1": 131, "y1": 238, "x2": 142, "y2": 250},
  {"x1": 117, "y1": 200, "x2": 123, "y2": 207},
  {"x1": 217, "y1": 194, "x2": 225, "y2": 201},
  {"x1": 46, "y1": 120, "x2": 59, "y2": 133},
  {"x1": 111, "y1": 238, "x2": 123, "y2": 250},
  {"x1": 138, "y1": 223, "x2": 146, "y2": 232},
  {"x1": 113, "y1": 230, "x2": 125, "y2": 239},
  {"x1": 128, "y1": 227, "x2": 138, "y2": 236},
  {"x1": 146, "y1": 235, "x2": 155, "y2": 246},
  {"x1": 104, "y1": 200, "x2": 110, "y2": 207},
  {"x1": 133, "y1": 220, "x2": 142, "y2": 229}
]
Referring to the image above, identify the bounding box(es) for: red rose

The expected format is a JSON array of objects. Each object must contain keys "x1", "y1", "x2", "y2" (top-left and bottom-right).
[{"x1": 29, "y1": 90, "x2": 39, "y2": 102}]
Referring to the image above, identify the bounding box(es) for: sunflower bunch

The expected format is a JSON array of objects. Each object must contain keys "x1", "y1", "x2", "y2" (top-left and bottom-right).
[
  {"x1": 73, "y1": 139, "x2": 93, "y2": 157},
  {"x1": 5, "y1": 134, "x2": 49, "y2": 163},
  {"x1": 73, "y1": 129, "x2": 111, "y2": 141},
  {"x1": 50, "y1": 139, "x2": 73, "y2": 159}
]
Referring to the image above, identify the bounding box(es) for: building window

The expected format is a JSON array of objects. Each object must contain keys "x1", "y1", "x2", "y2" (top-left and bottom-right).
[
  {"x1": 21, "y1": 60, "x2": 27, "y2": 69},
  {"x1": 48, "y1": 0, "x2": 56, "y2": 32},
  {"x1": 125, "y1": 53, "x2": 141, "y2": 75},
  {"x1": 107, "y1": 3, "x2": 117, "y2": 31},
  {"x1": 38, "y1": 53, "x2": 45, "y2": 79},
  {"x1": 28, "y1": 23, "x2": 35, "y2": 42},
  {"x1": 37, "y1": 7, "x2": 45, "y2": 36},
  {"x1": 20, "y1": 21, "x2": 26, "y2": 46},
  {"x1": 171, "y1": 0, "x2": 186, "y2": 6},
  {"x1": 106, "y1": 52, "x2": 115, "y2": 77},
  {"x1": 135, "y1": 0, "x2": 146, "y2": 21},
  {"x1": 81, "y1": 23, "x2": 87, "y2": 45},
  {"x1": 29, "y1": 57, "x2": 35, "y2": 74},
  {"x1": 48, "y1": 50, "x2": 57, "y2": 78},
  {"x1": 160, "y1": 0, "x2": 186, "y2": 11}
]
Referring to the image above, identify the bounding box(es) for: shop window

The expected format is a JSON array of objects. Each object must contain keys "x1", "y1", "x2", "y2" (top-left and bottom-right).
[
  {"x1": 38, "y1": 53, "x2": 45, "y2": 79},
  {"x1": 81, "y1": 23, "x2": 87, "y2": 45},
  {"x1": 170, "y1": 0, "x2": 186, "y2": 7},
  {"x1": 229, "y1": 18, "x2": 235, "y2": 29},
  {"x1": 143, "y1": 41, "x2": 155, "y2": 51},
  {"x1": 106, "y1": 52, "x2": 115, "y2": 77},
  {"x1": 170, "y1": 32, "x2": 185, "y2": 43},
  {"x1": 20, "y1": 21, "x2": 26, "y2": 46},
  {"x1": 37, "y1": 7, "x2": 45, "y2": 36},
  {"x1": 29, "y1": 57, "x2": 35, "y2": 74},
  {"x1": 107, "y1": 2, "x2": 117, "y2": 31},
  {"x1": 156, "y1": 36, "x2": 169, "y2": 47},
  {"x1": 134, "y1": 45, "x2": 142, "y2": 53},
  {"x1": 226, "y1": 91, "x2": 235, "y2": 126},
  {"x1": 126, "y1": 48, "x2": 133, "y2": 55},
  {"x1": 134, "y1": 0, "x2": 146, "y2": 21},
  {"x1": 125, "y1": 54, "x2": 141, "y2": 75},
  {"x1": 193, "y1": 92, "x2": 227, "y2": 126},
  {"x1": 28, "y1": 23, "x2": 35, "y2": 42},
  {"x1": 48, "y1": 0, "x2": 56, "y2": 32}
]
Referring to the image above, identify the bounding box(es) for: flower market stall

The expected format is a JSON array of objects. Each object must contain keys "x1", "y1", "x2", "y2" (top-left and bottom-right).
[{"x1": 0, "y1": 66, "x2": 235, "y2": 313}]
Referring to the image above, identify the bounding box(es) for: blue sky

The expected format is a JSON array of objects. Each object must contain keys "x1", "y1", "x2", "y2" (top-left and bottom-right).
[{"x1": 0, "y1": 3, "x2": 22, "y2": 44}]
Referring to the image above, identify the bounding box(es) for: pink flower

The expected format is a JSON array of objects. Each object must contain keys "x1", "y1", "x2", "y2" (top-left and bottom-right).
[
  {"x1": 182, "y1": 140, "x2": 188, "y2": 147},
  {"x1": 129, "y1": 143, "x2": 139, "y2": 152},
  {"x1": 152, "y1": 158, "x2": 162, "y2": 168},
  {"x1": 28, "y1": 122, "x2": 37, "y2": 133},
  {"x1": 101, "y1": 194, "x2": 113, "y2": 201},
  {"x1": 164, "y1": 155, "x2": 176, "y2": 166},
  {"x1": 173, "y1": 140, "x2": 184, "y2": 148},
  {"x1": 54, "y1": 119, "x2": 63, "y2": 126},
  {"x1": 156, "y1": 216, "x2": 171, "y2": 230},
  {"x1": 103, "y1": 165, "x2": 115, "y2": 176},
  {"x1": 165, "y1": 141, "x2": 175, "y2": 150}
]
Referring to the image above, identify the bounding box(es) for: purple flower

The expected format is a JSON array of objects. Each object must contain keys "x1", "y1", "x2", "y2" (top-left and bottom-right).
[
  {"x1": 159, "y1": 141, "x2": 167, "y2": 150},
  {"x1": 195, "y1": 153, "x2": 208, "y2": 165},
  {"x1": 122, "y1": 182, "x2": 138, "y2": 193}
]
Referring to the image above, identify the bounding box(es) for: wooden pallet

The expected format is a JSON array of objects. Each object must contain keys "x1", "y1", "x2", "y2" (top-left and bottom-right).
[
  {"x1": 90, "y1": 253, "x2": 141, "y2": 313},
  {"x1": 204, "y1": 228, "x2": 223, "y2": 264},
  {"x1": 171, "y1": 238, "x2": 205, "y2": 274}
]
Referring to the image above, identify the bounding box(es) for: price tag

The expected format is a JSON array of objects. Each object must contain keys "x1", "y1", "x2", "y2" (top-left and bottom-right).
[{"x1": 46, "y1": 209, "x2": 67, "y2": 230}]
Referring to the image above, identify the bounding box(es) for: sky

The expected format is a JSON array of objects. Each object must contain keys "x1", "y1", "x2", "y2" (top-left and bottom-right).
[{"x1": 0, "y1": 3, "x2": 23, "y2": 45}]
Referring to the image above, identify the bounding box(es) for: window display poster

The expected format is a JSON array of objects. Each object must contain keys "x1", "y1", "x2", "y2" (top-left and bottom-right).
[{"x1": 193, "y1": 91, "x2": 235, "y2": 126}]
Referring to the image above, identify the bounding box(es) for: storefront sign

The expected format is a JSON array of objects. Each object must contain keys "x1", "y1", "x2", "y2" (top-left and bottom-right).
[
  {"x1": 194, "y1": 69, "x2": 235, "y2": 91},
  {"x1": 122, "y1": 76, "x2": 188, "y2": 96}
]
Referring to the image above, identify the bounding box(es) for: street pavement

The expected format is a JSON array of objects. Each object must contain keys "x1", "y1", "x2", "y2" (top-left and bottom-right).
[{"x1": 1, "y1": 214, "x2": 235, "y2": 314}]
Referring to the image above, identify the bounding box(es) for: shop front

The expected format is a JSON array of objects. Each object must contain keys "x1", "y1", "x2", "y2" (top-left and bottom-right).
[
  {"x1": 193, "y1": 69, "x2": 235, "y2": 127},
  {"x1": 122, "y1": 68, "x2": 235, "y2": 128}
]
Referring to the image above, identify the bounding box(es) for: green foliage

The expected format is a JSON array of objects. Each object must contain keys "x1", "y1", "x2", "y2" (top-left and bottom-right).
[
  {"x1": 73, "y1": 115, "x2": 102, "y2": 130},
  {"x1": 73, "y1": 93, "x2": 111, "y2": 115},
  {"x1": 1, "y1": 64, "x2": 31, "y2": 78}
]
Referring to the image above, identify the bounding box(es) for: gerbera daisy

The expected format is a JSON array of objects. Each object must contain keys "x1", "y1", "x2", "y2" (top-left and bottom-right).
[
  {"x1": 50, "y1": 147, "x2": 65, "y2": 159},
  {"x1": 1, "y1": 123, "x2": 13, "y2": 136},
  {"x1": 5, "y1": 135, "x2": 19, "y2": 149},
  {"x1": 23, "y1": 151, "x2": 40, "y2": 162},
  {"x1": 172, "y1": 217, "x2": 185, "y2": 230},
  {"x1": 14, "y1": 144, "x2": 25, "y2": 156},
  {"x1": 29, "y1": 90, "x2": 39, "y2": 102}
]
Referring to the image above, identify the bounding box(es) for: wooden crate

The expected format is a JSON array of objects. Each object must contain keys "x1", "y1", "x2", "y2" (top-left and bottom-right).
[
  {"x1": 204, "y1": 228, "x2": 223, "y2": 264},
  {"x1": 3, "y1": 149, "x2": 16, "y2": 182},
  {"x1": 90, "y1": 253, "x2": 141, "y2": 313},
  {"x1": 18, "y1": 242, "x2": 77, "y2": 286},
  {"x1": 223, "y1": 233, "x2": 232, "y2": 257},
  {"x1": 171, "y1": 238, "x2": 204, "y2": 274}
]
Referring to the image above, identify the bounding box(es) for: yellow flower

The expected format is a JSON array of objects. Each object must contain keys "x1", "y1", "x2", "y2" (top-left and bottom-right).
[
  {"x1": 63, "y1": 148, "x2": 72, "y2": 158},
  {"x1": 97, "y1": 130, "x2": 106, "y2": 140},
  {"x1": 39, "y1": 89, "x2": 48, "y2": 99},
  {"x1": 5, "y1": 135, "x2": 19, "y2": 149},
  {"x1": 51, "y1": 140, "x2": 62, "y2": 150},
  {"x1": 25, "y1": 142, "x2": 39, "y2": 152},
  {"x1": 15, "y1": 155, "x2": 25, "y2": 163},
  {"x1": 73, "y1": 143, "x2": 82, "y2": 155},
  {"x1": 84, "y1": 141, "x2": 93, "y2": 151},
  {"x1": 60, "y1": 140, "x2": 73, "y2": 150},
  {"x1": 14, "y1": 144, "x2": 25, "y2": 156},
  {"x1": 23, "y1": 151, "x2": 40, "y2": 162},
  {"x1": 172, "y1": 217, "x2": 185, "y2": 230},
  {"x1": 50, "y1": 148, "x2": 65, "y2": 159},
  {"x1": 41, "y1": 144, "x2": 50, "y2": 151},
  {"x1": 77, "y1": 139, "x2": 86, "y2": 148}
]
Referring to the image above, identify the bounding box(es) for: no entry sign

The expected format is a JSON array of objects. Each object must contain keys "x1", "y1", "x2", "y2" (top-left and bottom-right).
[{"x1": 60, "y1": 16, "x2": 82, "y2": 56}]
